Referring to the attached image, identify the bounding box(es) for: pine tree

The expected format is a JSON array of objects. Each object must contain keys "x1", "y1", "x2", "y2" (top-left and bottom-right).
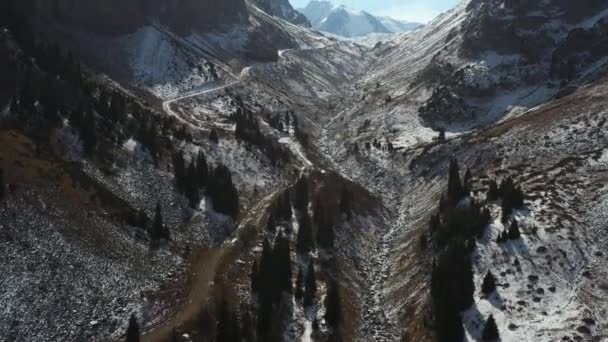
[
  {"x1": 295, "y1": 265, "x2": 304, "y2": 300},
  {"x1": 481, "y1": 271, "x2": 497, "y2": 298},
  {"x1": 125, "y1": 314, "x2": 140, "y2": 342},
  {"x1": 196, "y1": 151, "x2": 208, "y2": 188},
  {"x1": 295, "y1": 176, "x2": 309, "y2": 213},
  {"x1": 240, "y1": 306, "x2": 254, "y2": 341},
  {"x1": 429, "y1": 214, "x2": 441, "y2": 233},
  {"x1": 216, "y1": 300, "x2": 240, "y2": 342},
  {"x1": 481, "y1": 314, "x2": 500, "y2": 342},
  {"x1": 185, "y1": 161, "x2": 200, "y2": 208},
  {"x1": 273, "y1": 233, "x2": 293, "y2": 294},
  {"x1": 317, "y1": 221, "x2": 335, "y2": 250},
  {"x1": 487, "y1": 179, "x2": 499, "y2": 201},
  {"x1": 149, "y1": 203, "x2": 167, "y2": 244},
  {"x1": 207, "y1": 165, "x2": 239, "y2": 219},
  {"x1": 325, "y1": 280, "x2": 341, "y2": 330},
  {"x1": 172, "y1": 151, "x2": 186, "y2": 193},
  {"x1": 447, "y1": 158, "x2": 466, "y2": 204},
  {"x1": 296, "y1": 210, "x2": 314, "y2": 256},
  {"x1": 501, "y1": 199, "x2": 512, "y2": 224},
  {"x1": 438, "y1": 128, "x2": 446, "y2": 142},
  {"x1": 266, "y1": 214, "x2": 276, "y2": 232},
  {"x1": 303, "y1": 260, "x2": 317, "y2": 307},
  {"x1": 508, "y1": 220, "x2": 521, "y2": 240},
  {"x1": 340, "y1": 187, "x2": 352, "y2": 220},
  {"x1": 81, "y1": 111, "x2": 98, "y2": 155}
]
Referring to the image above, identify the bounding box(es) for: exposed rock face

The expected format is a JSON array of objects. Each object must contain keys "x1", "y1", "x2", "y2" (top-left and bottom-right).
[
  {"x1": 253, "y1": 0, "x2": 311, "y2": 27},
  {"x1": 31, "y1": 0, "x2": 148, "y2": 35},
  {"x1": 28, "y1": 0, "x2": 248, "y2": 36},
  {"x1": 162, "y1": 0, "x2": 248, "y2": 35},
  {"x1": 415, "y1": 0, "x2": 608, "y2": 128},
  {"x1": 461, "y1": 0, "x2": 608, "y2": 60}
]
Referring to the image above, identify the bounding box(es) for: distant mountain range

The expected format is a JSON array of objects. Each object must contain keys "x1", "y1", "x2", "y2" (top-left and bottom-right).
[{"x1": 298, "y1": 0, "x2": 422, "y2": 37}]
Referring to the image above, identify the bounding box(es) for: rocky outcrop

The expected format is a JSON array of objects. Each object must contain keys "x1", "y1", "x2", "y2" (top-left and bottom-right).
[
  {"x1": 162, "y1": 0, "x2": 248, "y2": 35},
  {"x1": 253, "y1": 0, "x2": 311, "y2": 27},
  {"x1": 27, "y1": 0, "x2": 248, "y2": 36}
]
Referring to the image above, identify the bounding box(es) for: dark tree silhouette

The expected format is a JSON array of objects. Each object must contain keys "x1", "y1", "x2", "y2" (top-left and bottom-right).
[
  {"x1": 481, "y1": 271, "x2": 497, "y2": 298},
  {"x1": 296, "y1": 210, "x2": 314, "y2": 256},
  {"x1": 295, "y1": 175, "x2": 309, "y2": 213},
  {"x1": 325, "y1": 280, "x2": 342, "y2": 330},
  {"x1": 508, "y1": 220, "x2": 521, "y2": 240},
  {"x1": 125, "y1": 314, "x2": 140, "y2": 342},
  {"x1": 207, "y1": 165, "x2": 239, "y2": 219},
  {"x1": 447, "y1": 158, "x2": 466, "y2": 204},
  {"x1": 303, "y1": 259, "x2": 317, "y2": 307},
  {"x1": 482, "y1": 314, "x2": 500, "y2": 342},
  {"x1": 487, "y1": 180, "x2": 499, "y2": 201},
  {"x1": 295, "y1": 265, "x2": 304, "y2": 300}
]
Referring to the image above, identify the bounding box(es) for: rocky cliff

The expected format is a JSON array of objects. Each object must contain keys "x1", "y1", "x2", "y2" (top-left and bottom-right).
[{"x1": 27, "y1": 0, "x2": 248, "y2": 35}]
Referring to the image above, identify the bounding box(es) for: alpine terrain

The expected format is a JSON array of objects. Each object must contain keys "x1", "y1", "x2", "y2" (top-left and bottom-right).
[
  {"x1": 1, "y1": 0, "x2": 608, "y2": 342},
  {"x1": 298, "y1": 1, "x2": 422, "y2": 38}
]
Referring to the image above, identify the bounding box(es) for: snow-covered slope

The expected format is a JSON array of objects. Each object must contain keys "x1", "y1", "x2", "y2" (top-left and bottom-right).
[
  {"x1": 4, "y1": 0, "x2": 608, "y2": 341},
  {"x1": 299, "y1": 1, "x2": 421, "y2": 38},
  {"x1": 377, "y1": 17, "x2": 422, "y2": 33}
]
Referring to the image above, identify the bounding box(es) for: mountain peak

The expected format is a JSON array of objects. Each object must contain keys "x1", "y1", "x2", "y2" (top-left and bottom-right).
[{"x1": 299, "y1": 1, "x2": 421, "y2": 37}]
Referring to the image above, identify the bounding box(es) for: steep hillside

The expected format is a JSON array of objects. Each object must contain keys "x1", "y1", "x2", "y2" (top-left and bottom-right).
[
  {"x1": 2, "y1": 0, "x2": 608, "y2": 342},
  {"x1": 253, "y1": 0, "x2": 311, "y2": 27}
]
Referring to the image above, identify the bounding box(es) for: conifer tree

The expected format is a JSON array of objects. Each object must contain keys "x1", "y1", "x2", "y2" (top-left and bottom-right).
[
  {"x1": 295, "y1": 265, "x2": 304, "y2": 300},
  {"x1": 196, "y1": 151, "x2": 208, "y2": 188},
  {"x1": 482, "y1": 315, "x2": 500, "y2": 342},
  {"x1": 266, "y1": 214, "x2": 276, "y2": 232},
  {"x1": 216, "y1": 300, "x2": 240, "y2": 342},
  {"x1": 149, "y1": 203, "x2": 167, "y2": 244},
  {"x1": 185, "y1": 161, "x2": 200, "y2": 208},
  {"x1": 340, "y1": 187, "x2": 352, "y2": 220},
  {"x1": 207, "y1": 165, "x2": 239, "y2": 219},
  {"x1": 481, "y1": 271, "x2": 497, "y2": 298},
  {"x1": 487, "y1": 180, "x2": 499, "y2": 201},
  {"x1": 447, "y1": 158, "x2": 466, "y2": 204},
  {"x1": 325, "y1": 280, "x2": 342, "y2": 330},
  {"x1": 429, "y1": 213, "x2": 441, "y2": 233},
  {"x1": 508, "y1": 220, "x2": 521, "y2": 240},
  {"x1": 273, "y1": 233, "x2": 293, "y2": 294},
  {"x1": 296, "y1": 210, "x2": 314, "y2": 256},
  {"x1": 295, "y1": 175, "x2": 309, "y2": 213},
  {"x1": 303, "y1": 260, "x2": 317, "y2": 307},
  {"x1": 125, "y1": 314, "x2": 140, "y2": 342},
  {"x1": 81, "y1": 111, "x2": 98, "y2": 155},
  {"x1": 317, "y1": 221, "x2": 335, "y2": 250},
  {"x1": 172, "y1": 151, "x2": 186, "y2": 193}
]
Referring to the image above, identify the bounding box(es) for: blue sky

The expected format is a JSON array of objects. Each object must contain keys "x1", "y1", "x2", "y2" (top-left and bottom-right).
[{"x1": 289, "y1": 0, "x2": 460, "y2": 23}]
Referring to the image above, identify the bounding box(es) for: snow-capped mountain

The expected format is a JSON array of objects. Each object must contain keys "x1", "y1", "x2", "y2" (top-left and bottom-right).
[{"x1": 299, "y1": 0, "x2": 422, "y2": 37}]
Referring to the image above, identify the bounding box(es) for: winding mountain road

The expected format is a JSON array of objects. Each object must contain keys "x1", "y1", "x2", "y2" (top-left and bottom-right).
[{"x1": 161, "y1": 81, "x2": 241, "y2": 122}]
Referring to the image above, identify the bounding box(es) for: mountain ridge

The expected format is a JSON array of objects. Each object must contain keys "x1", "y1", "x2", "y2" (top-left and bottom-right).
[{"x1": 299, "y1": 0, "x2": 422, "y2": 37}]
